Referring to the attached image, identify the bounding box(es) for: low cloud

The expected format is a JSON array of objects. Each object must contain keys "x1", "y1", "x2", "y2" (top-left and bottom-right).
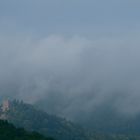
[{"x1": 0, "y1": 34, "x2": 140, "y2": 121}]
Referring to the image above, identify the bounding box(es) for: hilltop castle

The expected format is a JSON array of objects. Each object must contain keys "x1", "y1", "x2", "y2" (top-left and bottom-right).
[
  {"x1": 1, "y1": 100, "x2": 10, "y2": 112},
  {"x1": 0, "y1": 100, "x2": 11, "y2": 120}
]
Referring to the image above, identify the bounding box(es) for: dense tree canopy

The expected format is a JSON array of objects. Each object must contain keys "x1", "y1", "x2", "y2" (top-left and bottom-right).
[{"x1": 0, "y1": 120, "x2": 54, "y2": 140}]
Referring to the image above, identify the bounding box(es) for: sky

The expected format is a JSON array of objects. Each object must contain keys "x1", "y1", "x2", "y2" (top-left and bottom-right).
[
  {"x1": 0, "y1": 0, "x2": 140, "y2": 37},
  {"x1": 1, "y1": 0, "x2": 140, "y2": 122}
]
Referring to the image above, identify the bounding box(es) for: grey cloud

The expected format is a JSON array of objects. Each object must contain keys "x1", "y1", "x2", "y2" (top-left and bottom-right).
[{"x1": 0, "y1": 34, "x2": 140, "y2": 121}]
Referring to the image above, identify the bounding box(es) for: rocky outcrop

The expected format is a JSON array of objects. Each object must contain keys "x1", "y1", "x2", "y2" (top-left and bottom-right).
[
  {"x1": 1, "y1": 100, "x2": 10, "y2": 112},
  {"x1": 0, "y1": 100, "x2": 10, "y2": 120}
]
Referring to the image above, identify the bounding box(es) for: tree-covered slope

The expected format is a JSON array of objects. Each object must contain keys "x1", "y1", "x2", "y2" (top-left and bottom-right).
[
  {"x1": 0, "y1": 120, "x2": 54, "y2": 140},
  {"x1": 0, "y1": 100, "x2": 89, "y2": 140},
  {"x1": 1, "y1": 100, "x2": 140, "y2": 140}
]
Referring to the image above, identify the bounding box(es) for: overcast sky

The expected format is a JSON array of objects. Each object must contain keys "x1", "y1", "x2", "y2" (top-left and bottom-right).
[{"x1": 0, "y1": 0, "x2": 140, "y2": 37}]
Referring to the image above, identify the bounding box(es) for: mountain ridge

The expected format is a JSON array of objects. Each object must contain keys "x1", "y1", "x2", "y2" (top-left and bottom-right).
[{"x1": 0, "y1": 100, "x2": 140, "y2": 140}]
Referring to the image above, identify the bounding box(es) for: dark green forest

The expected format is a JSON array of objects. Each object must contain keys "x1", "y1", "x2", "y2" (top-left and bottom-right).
[{"x1": 0, "y1": 120, "x2": 54, "y2": 140}]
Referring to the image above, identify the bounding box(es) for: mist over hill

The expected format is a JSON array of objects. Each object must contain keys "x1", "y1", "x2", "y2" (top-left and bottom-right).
[
  {"x1": 1, "y1": 1, "x2": 140, "y2": 139},
  {"x1": 1, "y1": 100, "x2": 140, "y2": 140},
  {"x1": 1, "y1": 35, "x2": 140, "y2": 125}
]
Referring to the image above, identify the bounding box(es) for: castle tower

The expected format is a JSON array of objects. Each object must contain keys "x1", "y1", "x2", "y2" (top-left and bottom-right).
[{"x1": 1, "y1": 100, "x2": 10, "y2": 112}]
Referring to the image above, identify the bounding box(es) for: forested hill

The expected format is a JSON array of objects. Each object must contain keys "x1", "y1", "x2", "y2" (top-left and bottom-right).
[
  {"x1": 0, "y1": 100, "x2": 140, "y2": 140},
  {"x1": 0, "y1": 100, "x2": 89, "y2": 140},
  {"x1": 0, "y1": 120, "x2": 54, "y2": 140}
]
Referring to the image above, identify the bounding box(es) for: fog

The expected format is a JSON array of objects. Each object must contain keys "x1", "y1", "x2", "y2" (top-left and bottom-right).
[{"x1": 0, "y1": 34, "x2": 140, "y2": 121}]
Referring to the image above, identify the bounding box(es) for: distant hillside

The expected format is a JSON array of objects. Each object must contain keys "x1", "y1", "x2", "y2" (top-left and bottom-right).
[
  {"x1": 76, "y1": 103, "x2": 140, "y2": 135},
  {"x1": 0, "y1": 100, "x2": 89, "y2": 140},
  {"x1": 0, "y1": 100, "x2": 140, "y2": 140},
  {"x1": 0, "y1": 120, "x2": 54, "y2": 140}
]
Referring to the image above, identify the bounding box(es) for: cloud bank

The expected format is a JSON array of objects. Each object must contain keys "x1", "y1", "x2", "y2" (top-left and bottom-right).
[{"x1": 0, "y1": 34, "x2": 140, "y2": 121}]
